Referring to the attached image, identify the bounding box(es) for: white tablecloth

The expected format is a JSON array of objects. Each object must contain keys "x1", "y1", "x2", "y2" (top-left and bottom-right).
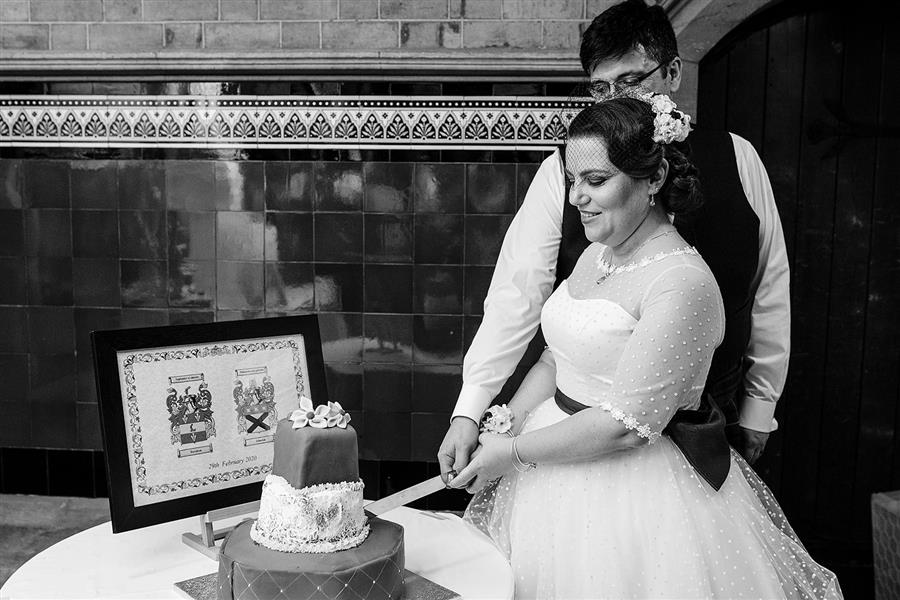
[{"x1": 1, "y1": 507, "x2": 513, "y2": 600}]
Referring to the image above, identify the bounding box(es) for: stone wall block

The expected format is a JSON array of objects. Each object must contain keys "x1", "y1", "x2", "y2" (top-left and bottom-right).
[
  {"x1": 103, "y1": 0, "x2": 141, "y2": 21},
  {"x1": 143, "y1": 0, "x2": 218, "y2": 21},
  {"x1": 204, "y1": 22, "x2": 280, "y2": 49},
  {"x1": 1, "y1": 24, "x2": 50, "y2": 49},
  {"x1": 89, "y1": 23, "x2": 162, "y2": 50},
  {"x1": 401, "y1": 21, "x2": 461, "y2": 49},
  {"x1": 463, "y1": 20, "x2": 541, "y2": 49},
  {"x1": 164, "y1": 23, "x2": 203, "y2": 49},
  {"x1": 260, "y1": 0, "x2": 338, "y2": 20},
  {"x1": 0, "y1": 1, "x2": 30, "y2": 22},
  {"x1": 322, "y1": 21, "x2": 397, "y2": 49},
  {"x1": 501, "y1": 0, "x2": 583, "y2": 20},
  {"x1": 31, "y1": 0, "x2": 103, "y2": 22},
  {"x1": 449, "y1": 0, "x2": 501, "y2": 19},
  {"x1": 585, "y1": 0, "x2": 618, "y2": 19},
  {"x1": 339, "y1": 0, "x2": 378, "y2": 20},
  {"x1": 220, "y1": 0, "x2": 259, "y2": 21},
  {"x1": 381, "y1": 0, "x2": 448, "y2": 19},
  {"x1": 282, "y1": 22, "x2": 321, "y2": 49},
  {"x1": 50, "y1": 24, "x2": 88, "y2": 50},
  {"x1": 542, "y1": 20, "x2": 586, "y2": 49}
]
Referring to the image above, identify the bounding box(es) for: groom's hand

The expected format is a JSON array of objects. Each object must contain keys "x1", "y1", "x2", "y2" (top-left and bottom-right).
[
  {"x1": 733, "y1": 427, "x2": 770, "y2": 465},
  {"x1": 438, "y1": 416, "x2": 480, "y2": 485}
]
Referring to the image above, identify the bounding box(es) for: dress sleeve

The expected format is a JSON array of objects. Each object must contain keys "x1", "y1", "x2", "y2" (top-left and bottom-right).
[{"x1": 596, "y1": 263, "x2": 725, "y2": 443}]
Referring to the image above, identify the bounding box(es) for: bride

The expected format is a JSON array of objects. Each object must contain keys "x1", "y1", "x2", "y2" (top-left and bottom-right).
[{"x1": 449, "y1": 95, "x2": 842, "y2": 599}]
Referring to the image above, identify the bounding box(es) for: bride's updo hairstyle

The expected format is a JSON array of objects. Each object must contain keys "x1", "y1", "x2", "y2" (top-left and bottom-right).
[{"x1": 566, "y1": 97, "x2": 702, "y2": 215}]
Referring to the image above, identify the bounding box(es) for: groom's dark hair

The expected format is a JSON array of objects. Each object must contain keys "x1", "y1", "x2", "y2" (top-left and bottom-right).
[{"x1": 580, "y1": 0, "x2": 679, "y2": 74}]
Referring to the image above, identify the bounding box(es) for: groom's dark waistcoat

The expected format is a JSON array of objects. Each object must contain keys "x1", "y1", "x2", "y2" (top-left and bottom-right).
[{"x1": 554, "y1": 127, "x2": 760, "y2": 425}]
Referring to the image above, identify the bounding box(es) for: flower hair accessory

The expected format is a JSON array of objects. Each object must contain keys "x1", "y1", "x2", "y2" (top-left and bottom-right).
[
  {"x1": 480, "y1": 404, "x2": 514, "y2": 436},
  {"x1": 642, "y1": 92, "x2": 692, "y2": 144},
  {"x1": 289, "y1": 396, "x2": 351, "y2": 429}
]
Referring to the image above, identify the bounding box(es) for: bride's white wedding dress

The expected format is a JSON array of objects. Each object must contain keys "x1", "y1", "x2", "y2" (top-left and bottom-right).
[{"x1": 465, "y1": 243, "x2": 842, "y2": 599}]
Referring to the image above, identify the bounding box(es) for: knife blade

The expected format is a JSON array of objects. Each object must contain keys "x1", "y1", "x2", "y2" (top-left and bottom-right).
[{"x1": 365, "y1": 474, "x2": 447, "y2": 516}]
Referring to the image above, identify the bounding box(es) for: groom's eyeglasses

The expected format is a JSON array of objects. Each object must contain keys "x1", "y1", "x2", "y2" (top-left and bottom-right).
[{"x1": 587, "y1": 60, "x2": 671, "y2": 101}]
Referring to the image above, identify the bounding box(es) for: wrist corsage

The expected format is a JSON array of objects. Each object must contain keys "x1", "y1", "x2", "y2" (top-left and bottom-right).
[{"x1": 480, "y1": 404, "x2": 514, "y2": 437}]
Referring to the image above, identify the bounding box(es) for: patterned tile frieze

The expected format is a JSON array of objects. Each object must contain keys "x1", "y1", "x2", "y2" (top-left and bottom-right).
[{"x1": 0, "y1": 96, "x2": 590, "y2": 149}]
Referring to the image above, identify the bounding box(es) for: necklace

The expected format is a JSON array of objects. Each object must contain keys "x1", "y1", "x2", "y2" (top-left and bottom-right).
[{"x1": 595, "y1": 229, "x2": 683, "y2": 284}]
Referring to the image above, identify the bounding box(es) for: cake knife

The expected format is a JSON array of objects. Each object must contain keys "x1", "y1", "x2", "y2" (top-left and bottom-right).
[{"x1": 365, "y1": 474, "x2": 449, "y2": 516}]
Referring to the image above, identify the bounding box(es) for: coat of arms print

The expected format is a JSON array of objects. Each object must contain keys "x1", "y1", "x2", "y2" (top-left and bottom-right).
[
  {"x1": 233, "y1": 366, "x2": 278, "y2": 446},
  {"x1": 167, "y1": 373, "x2": 216, "y2": 457}
]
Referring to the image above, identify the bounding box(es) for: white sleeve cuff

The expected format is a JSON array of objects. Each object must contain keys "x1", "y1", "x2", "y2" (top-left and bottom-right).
[
  {"x1": 450, "y1": 384, "x2": 494, "y2": 423},
  {"x1": 739, "y1": 397, "x2": 778, "y2": 433}
]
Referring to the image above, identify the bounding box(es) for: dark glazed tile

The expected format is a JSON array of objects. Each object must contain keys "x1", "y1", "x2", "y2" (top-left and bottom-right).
[
  {"x1": 0, "y1": 161, "x2": 25, "y2": 208},
  {"x1": 0, "y1": 257, "x2": 27, "y2": 304},
  {"x1": 73, "y1": 210, "x2": 118, "y2": 257},
  {"x1": 463, "y1": 316, "x2": 481, "y2": 354},
  {"x1": 29, "y1": 352, "x2": 76, "y2": 405},
  {"x1": 169, "y1": 310, "x2": 215, "y2": 325},
  {"x1": 31, "y1": 401, "x2": 77, "y2": 448},
  {"x1": 166, "y1": 161, "x2": 216, "y2": 210},
  {"x1": 364, "y1": 412, "x2": 410, "y2": 461},
  {"x1": 315, "y1": 213, "x2": 362, "y2": 262},
  {"x1": 464, "y1": 266, "x2": 493, "y2": 315},
  {"x1": 390, "y1": 82, "x2": 442, "y2": 95},
  {"x1": 168, "y1": 212, "x2": 215, "y2": 260},
  {"x1": 314, "y1": 263, "x2": 363, "y2": 312},
  {"x1": 265, "y1": 262, "x2": 315, "y2": 311},
  {"x1": 413, "y1": 315, "x2": 463, "y2": 365},
  {"x1": 216, "y1": 261, "x2": 264, "y2": 310},
  {"x1": 364, "y1": 163, "x2": 412, "y2": 212},
  {"x1": 315, "y1": 163, "x2": 363, "y2": 211},
  {"x1": 441, "y1": 149, "x2": 492, "y2": 163},
  {"x1": 216, "y1": 310, "x2": 266, "y2": 322},
  {"x1": 118, "y1": 160, "x2": 166, "y2": 209},
  {"x1": 414, "y1": 214, "x2": 463, "y2": 264},
  {"x1": 74, "y1": 308, "x2": 121, "y2": 404},
  {"x1": 465, "y1": 215, "x2": 513, "y2": 265},
  {"x1": 23, "y1": 161, "x2": 70, "y2": 208},
  {"x1": 121, "y1": 308, "x2": 169, "y2": 328},
  {"x1": 215, "y1": 161, "x2": 265, "y2": 211},
  {"x1": 324, "y1": 363, "x2": 363, "y2": 410},
  {"x1": 413, "y1": 164, "x2": 464, "y2": 213},
  {"x1": 25, "y1": 209, "x2": 71, "y2": 256},
  {"x1": 365, "y1": 214, "x2": 413, "y2": 263},
  {"x1": 48, "y1": 449, "x2": 95, "y2": 496},
  {"x1": 77, "y1": 403, "x2": 103, "y2": 450},
  {"x1": 0, "y1": 355, "x2": 28, "y2": 402},
  {"x1": 119, "y1": 210, "x2": 167, "y2": 259},
  {"x1": 414, "y1": 266, "x2": 462, "y2": 314},
  {"x1": 0, "y1": 307, "x2": 27, "y2": 352},
  {"x1": 73, "y1": 258, "x2": 121, "y2": 307},
  {"x1": 317, "y1": 312, "x2": 363, "y2": 363},
  {"x1": 363, "y1": 364, "x2": 412, "y2": 412},
  {"x1": 120, "y1": 260, "x2": 168, "y2": 307},
  {"x1": 26, "y1": 306, "x2": 73, "y2": 354},
  {"x1": 217, "y1": 212, "x2": 264, "y2": 260},
  {"x1": 364, "y1": 314, "x2": 413, "y2": 364},
  {"x1": 0, "y1": 448, "x2": 47, "y2": 494},
  {"x1": 265, "y1": 162, "x2": 314, "y2": 211},
  {"x1": 169, "y1": 259, "x2": 215, "y2": 308},
  {"x1": 265, "y1": 212, "x2": 314, "y2": 261},
  {"x1": 343, "y1": 82, "x2": 391, "y2": 95},
  {"x1": 466, "y1": 164, "x2": 516, "y2": 214},
  {"x1": 71, "y1": 161, "x2": 118, "y2": 209},
  {"x1": 0, "y1": 400, "x2": 31, "y2": 446},
  {"x1": 365, "y1": 265, "x2": 412, "y2": 313},
  {"x1": 411, "y1": 412, "x2": 451, "y2": 462},
  {"x1": 413, "y1": 366, "x2": 462, "y2": 413},
  {"x1": 28, "y1": 257, "x2": 73, "y2": 305},
  {"x1": 0, "y1": 210, "x2": 24, "y2": 256},
  {"x1": 517, "y1": 163, "x2": 541, "y2": 207}
]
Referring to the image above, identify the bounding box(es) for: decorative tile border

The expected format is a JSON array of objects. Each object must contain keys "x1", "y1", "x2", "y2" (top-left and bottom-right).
[{"x1": 0, "y1": 96, "x2": 591, "y2": 150}]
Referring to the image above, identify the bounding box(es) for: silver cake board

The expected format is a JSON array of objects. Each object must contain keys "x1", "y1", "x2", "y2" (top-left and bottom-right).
[
  {"x1": 182, "y1": 500, "x2": 261, "y2": 560},
  {"x1": 174, "y1": 570, "x2": 461, "y2": 600}
]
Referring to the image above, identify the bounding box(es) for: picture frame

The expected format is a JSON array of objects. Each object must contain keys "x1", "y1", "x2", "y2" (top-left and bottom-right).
[{"x1": 92, "y1": 315, "x2": 328, "y2": 533}]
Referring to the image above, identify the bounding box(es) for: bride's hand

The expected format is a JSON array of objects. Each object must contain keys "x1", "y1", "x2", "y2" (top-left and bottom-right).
[{"x1": 447, "y1": 432, "x2": 514, "y2": 494}]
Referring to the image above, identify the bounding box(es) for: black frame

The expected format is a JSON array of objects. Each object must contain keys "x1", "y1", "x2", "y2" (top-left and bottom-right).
[{"x1": 92, "y1": 315, "x2": 328, "y2": 533}]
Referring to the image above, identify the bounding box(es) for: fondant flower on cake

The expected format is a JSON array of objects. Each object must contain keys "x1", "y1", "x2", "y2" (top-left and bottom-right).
[
  {"x1": 326, "y1": 401, "x2": 352, "y2": 428},
  {"x1": 290, "y1": 396, "x2": 330, "y2": 429},
  {"x1": 480, "y1": 404, "x2": 513, "y2": 436}
]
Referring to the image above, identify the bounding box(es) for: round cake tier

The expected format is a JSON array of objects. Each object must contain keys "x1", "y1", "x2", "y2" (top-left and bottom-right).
[{"x1": 218, "y1": 518, "x2": 405, "y2": 600}]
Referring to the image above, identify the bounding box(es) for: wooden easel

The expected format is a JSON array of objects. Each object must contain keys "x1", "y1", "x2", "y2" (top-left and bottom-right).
[{"x1": 181, "y1": 500, "x2": 260, "y2": 559}]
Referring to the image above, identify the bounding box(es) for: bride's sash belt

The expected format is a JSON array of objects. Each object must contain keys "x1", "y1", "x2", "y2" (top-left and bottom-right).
[{"x1": 553, "y1": 389, "x2": 731, "y2": 491}]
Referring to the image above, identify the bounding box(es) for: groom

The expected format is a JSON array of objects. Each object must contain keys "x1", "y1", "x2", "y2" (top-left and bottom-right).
[{"x1": 439, "y1": 0, "x2": 790, "y2": 482}]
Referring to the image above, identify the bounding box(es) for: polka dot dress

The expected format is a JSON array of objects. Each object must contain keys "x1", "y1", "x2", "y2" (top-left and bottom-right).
[{"x1": 465, "y1": 240, "x2": 842, "y2": 599}]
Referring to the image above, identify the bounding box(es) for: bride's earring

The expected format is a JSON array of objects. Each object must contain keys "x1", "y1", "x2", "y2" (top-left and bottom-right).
[{"x1": 649, "y1": 193, "x2": 656, "y2": 207}]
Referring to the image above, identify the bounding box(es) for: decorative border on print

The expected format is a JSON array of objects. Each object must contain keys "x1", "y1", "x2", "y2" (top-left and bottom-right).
[
  {"x1": 0, "y1": 95, "x2": 591, "y2": 149},
  {"x1": 121, "y1": 339, "x2": 305, "y2": 497}
]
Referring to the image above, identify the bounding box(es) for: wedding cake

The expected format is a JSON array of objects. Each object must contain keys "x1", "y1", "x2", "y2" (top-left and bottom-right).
[{"x1": 218, "y1": 399, "x2": 405, "y2": 600}]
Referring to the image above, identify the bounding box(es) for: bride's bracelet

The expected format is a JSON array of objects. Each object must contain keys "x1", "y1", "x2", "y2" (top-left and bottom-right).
[{"x1": 511, "y1": 436, "x2": 537, "y2": 473}]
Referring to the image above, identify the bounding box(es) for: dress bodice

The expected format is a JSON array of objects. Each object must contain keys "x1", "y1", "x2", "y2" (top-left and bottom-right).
[{"x1": 540, "y1": 244, "x2": 726, "y2": 442}]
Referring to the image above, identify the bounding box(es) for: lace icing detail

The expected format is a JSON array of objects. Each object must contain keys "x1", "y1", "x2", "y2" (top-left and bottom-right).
[
  {"x1": 595, "y1": 246, "x2": 699, "y2": 280},
  {"x1": 250, "y1": 474, "x2": 370, "y2": 553},
  {"x1": 598, "y1": 401, "x2": 661, "y2": 444}
]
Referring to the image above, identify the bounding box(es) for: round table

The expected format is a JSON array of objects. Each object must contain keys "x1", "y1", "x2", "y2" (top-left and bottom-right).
[{"x1": 1, "y1": 507, "x2": 513, "y2": 600}]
